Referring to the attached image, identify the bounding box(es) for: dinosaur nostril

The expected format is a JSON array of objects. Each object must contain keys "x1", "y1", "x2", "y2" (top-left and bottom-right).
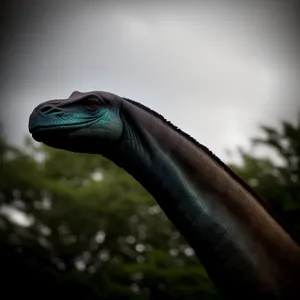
[
  {"x1": 39, "y1": 105, "x2": 62, "y2": 115},
  {"x1": 40, "y1": 106, "x2": 52, "y2": 113}
]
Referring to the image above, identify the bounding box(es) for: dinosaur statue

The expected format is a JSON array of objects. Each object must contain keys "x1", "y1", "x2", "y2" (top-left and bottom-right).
[{"x1": 28, "y1": 90, "x2": 300, "y2": 299}]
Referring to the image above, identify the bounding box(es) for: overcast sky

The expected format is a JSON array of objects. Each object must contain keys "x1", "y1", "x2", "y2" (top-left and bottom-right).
[{"x1": 1, "y1": 0, "x2": 300, "y2": 163}]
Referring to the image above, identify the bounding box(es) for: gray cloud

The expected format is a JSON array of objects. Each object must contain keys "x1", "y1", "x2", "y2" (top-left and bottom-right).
[{"x1": 1, "y1": 0, "x2": 299, "y2": 162}]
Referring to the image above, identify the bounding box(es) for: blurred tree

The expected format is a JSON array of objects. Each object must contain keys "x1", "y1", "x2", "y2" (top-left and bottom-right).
[
  {"x1": 228, "y1": 116, "x2": 300, "y2": 242},
  {"x1": 0, "y1": 136, "x2": 217, "y2": 299}
]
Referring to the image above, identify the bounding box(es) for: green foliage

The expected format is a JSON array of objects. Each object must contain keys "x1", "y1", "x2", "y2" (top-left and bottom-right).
[
  {"x1": 229, "y1": 117, "x2": 300, "y2": 240},
  {"x1": 0, "y1": 136, "x2": 216, "y2": 299}
]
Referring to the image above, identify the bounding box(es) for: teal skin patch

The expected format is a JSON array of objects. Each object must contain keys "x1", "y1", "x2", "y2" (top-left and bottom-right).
[{"x1": 30, "y1": 106, "x2": 123, "y2": 142}]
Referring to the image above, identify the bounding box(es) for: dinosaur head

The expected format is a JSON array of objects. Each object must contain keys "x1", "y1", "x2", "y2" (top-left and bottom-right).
[{"x1": 29, "y1": 91, "x2": 123, "y2": 154}]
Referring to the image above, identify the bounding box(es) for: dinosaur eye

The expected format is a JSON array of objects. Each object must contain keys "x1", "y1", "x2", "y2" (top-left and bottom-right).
[{"x1": 82, "y1": 98, "x2": 99, "y2": 110}]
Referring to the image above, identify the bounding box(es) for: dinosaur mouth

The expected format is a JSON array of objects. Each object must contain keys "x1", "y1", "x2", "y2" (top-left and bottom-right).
[
  {"x1": 29, "y1": 119, "x2": 95, "y2": 133},
  {"x1": 29, "y1": 119, "x2": 85, "y2": 143},
  {"x1": 29, "y1": 124, "x2": 67, "y2": 140},
  {"x1": 29, "y1": 117, "x2": 97, "y2": 143},
  {"x1": 29, "y1": 114, "x2": 98, "y2": 135}
]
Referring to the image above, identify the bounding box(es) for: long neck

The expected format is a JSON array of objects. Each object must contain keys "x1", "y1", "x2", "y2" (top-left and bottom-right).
[{"x1": 110, "y1": 99, "x2": 300, "y2": 298}]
